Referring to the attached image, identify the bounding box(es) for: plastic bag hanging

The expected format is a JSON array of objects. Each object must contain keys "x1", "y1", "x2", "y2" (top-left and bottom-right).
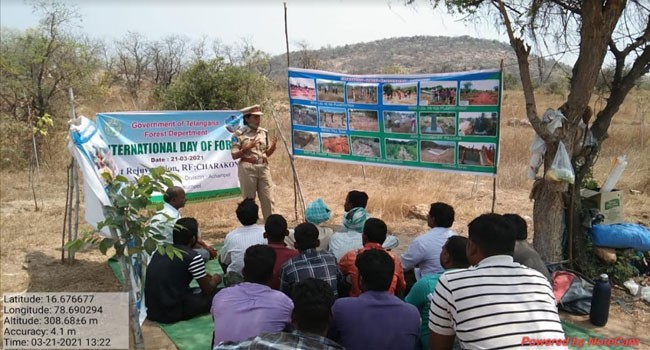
[{"x1": 545, "y1": 141, "x2": 575, "y2": 184}]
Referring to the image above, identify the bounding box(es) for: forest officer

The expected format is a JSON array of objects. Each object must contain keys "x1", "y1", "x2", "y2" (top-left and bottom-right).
[{"x1": 231, "y1": 104, "x2": 277, "y2": 221}]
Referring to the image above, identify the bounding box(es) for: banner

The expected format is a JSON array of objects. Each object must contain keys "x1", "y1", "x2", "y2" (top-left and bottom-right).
[
  {"x1": 68, "y1": 116, "x2": 147, "y2": 324},
  {"x1": 96, "y1": 111, "x2": 244, "y2": 202},
  {"x1": 288, "y1": 68, "x2": 502, "y2": 175}
]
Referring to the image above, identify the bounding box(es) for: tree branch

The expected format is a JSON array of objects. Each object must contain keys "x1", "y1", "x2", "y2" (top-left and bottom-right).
[
  {"x1": 547, "y1": 0, "x2": 582, "y2": 15},
  {"x1": 494, "y1": 0, "x2": 548, "y2": 139},
  {"x1": 591, "y1": 43, "x2": 650, "y2": 141}
]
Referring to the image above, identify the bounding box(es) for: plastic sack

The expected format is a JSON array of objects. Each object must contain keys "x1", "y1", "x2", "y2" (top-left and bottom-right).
[
  {"x1": 590, "y1": 223, "x2": 650, "y2": 251},
  {"x1": 528, "y1": 135, "x2": 546, "y2": 179},
  {"x1": 542, "y1": 108, "x2": 566, "y2": 134},
  {"x1": 545, "y1": 141, "x2": 575, "y2": 184}
]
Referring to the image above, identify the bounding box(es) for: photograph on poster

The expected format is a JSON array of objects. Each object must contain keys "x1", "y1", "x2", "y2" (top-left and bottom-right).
[
  {"x1": 321, "y1": 133, "x2": 350, "y2": 155},
  {"x1": 382, "y1": 82, "x2": 418, "y2": 105},
  {"x1": 419, "y1": 81, "x2": 457, "y2": 106},
  {"x1": 317, "y1": 79, "x2": 345, "y2": 102},
  {"x1": 292, "y1": 104, "x2": 318, "y2": 127},
  {"x1": 349, "y1": 109, "x2": 379, "y2": 132},
  {"x1": 458, "y1": 112, "x2": 498, "y2": 136},
  {"x1": 458, "y1": 79, "x2": 499, "y2": 106},
  {"x1": 289, "y1": 77, "x2": 316, "y2": 101},
  {"x1": 319, "y1": 107, "x2": 347, "y2": 130},
  {"x1": 347, "y1": 83, "x2": 378, "y2": 104},
  {"x1": 384, "y1": 111, "x2": 417, "y2": 134},
  {"x1": 293, "y1": 130, "x2": 320, "y2": 152},
  {"x1": 458, "y1": 142, "x2": 496, "y2": 167},
  {"x1": 350, "y1": 136, "x2": 381, "y2": 158},
  {"x1": 420, "y1": 141, "x2": 456, "y2": 164},
  {"x1": 385, "y1": 138, "x2": 418, "y2": 161},
  {"x1": 419, "y1": 112, "x2": 456, "y2": 135}
]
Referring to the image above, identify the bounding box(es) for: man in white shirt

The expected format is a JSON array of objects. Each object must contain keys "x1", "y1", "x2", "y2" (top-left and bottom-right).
[
  {"x1": 220, "y1": 198, "x2": 266, "y2": 285},
  {"x1": 151, "y1": 186, "x2": 185, "y2": 243},
  {"x1": 151, "y1": 186, "x2": 216, "y2": 261},
  {"x1": 400, "y1": 202, "x2": 456, "y2": 283}
]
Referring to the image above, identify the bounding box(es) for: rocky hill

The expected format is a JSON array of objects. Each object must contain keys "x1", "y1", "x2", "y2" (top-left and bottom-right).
[{"x1": 269, "y1": 35, "x2": 569, "y2": 87}]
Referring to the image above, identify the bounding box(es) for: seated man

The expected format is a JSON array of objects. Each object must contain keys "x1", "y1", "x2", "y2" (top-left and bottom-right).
[
  {"x1": 212, "y1": 245, "x2": 293, "y2": 344},
  {"x1": 329, "y1": 190, "x2": 398, "y2": 260},
  {"x1": 330, "y1": 249, "x2": 420, "y2": 350},
  {"x1": 504, "y1": 213, "x2": 552, "y2": 280},
  {"x1": 264, "y1": 214, "x2": 299, "y2": 290},
  {"x1": 405, "y1": 236, "x2": 469, "y2": 350},
  {"x1": 428, "y1": 214, "x2": 566, "y2": 350},
  {"x1": 215, "y1": 278, "x2": 343, "y2": 350},
  {"x1": 220, "y1": 198, "x2": 266, "y2": 285},
  {"x1": 145, "y1": 217, "x2": 221, "y2": 323},
  {"x1": 339, "y1": 218, "x2": 406, "y2": 297},
  {"x1": 400, "y1": 202, "x2": 456, "y2": 283},
  {"x1": 151, "y1": 186, "x2": 217, "y2": 261},
  {"x1": 281, "y1": 223, "x2": 342, "y2": 298},
  {"x1": 285, "y1": 198, "x2": 335, "y2": 251}
]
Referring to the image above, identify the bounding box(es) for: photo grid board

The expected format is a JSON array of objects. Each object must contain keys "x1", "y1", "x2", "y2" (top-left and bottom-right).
[{"x1": 288, "y1": 68, "x2": 502, "y2": 175}]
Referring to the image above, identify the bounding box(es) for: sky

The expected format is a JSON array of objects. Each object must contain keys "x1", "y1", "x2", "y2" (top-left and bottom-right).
[{"x1": 0, "y1": 0, "x2": 505, "y2": 56}]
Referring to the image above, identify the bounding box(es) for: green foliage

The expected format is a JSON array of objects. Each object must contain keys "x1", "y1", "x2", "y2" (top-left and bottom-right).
[
  {"x1": 33, "y1": 113, "x2": 54, "y2": 136},
  {"x1": 0, "y1": 1, "x2": 103, "y2": 170},
  {"x1": 160, "y1": 58, "x2": 270, "y2": 110},
  {"x1": 65, "y1": 166, "x2": 185, "y2": 260},
  {"x1": 581, "y1": 168, "x2": 599, "y2": 190},
  {"x1": 580, "y1": 242, "x2": 641, "y2": 286}
]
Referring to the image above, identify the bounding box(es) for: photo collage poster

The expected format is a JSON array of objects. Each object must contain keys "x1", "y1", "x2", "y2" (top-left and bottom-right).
[{"x1": 288, "y1": 68, "x2": 501, "y2": 175}]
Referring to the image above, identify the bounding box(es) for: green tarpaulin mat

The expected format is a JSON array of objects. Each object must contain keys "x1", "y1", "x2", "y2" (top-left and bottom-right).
[
  {"x1": 561, "y1": 320, "x2": 631, "y2": 350},
  {"x1": 108, "y1": 246, "x2": 223, "y2": 350},
  {"x1": 109, "y1": 251, "x2": 627, "y2": 350}
]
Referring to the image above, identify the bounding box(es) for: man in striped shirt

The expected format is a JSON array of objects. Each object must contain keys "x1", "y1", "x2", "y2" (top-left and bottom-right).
[
  {"x1": 145, "y1": 217, "x2": 221, "y2": 323},
  {"x1": 428, "y1": 213, "x2": 567, "y2": 350}
]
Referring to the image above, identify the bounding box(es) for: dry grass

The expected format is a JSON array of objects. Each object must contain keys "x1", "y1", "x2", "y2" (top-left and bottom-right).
[{"x1": 1, "y1": 88, "x2": 649, "y2": 348}]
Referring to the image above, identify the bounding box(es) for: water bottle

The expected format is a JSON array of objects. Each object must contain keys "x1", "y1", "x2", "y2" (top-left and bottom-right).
[{"x1": 589, "y1": 274, "x2": 611, "y2": 326}]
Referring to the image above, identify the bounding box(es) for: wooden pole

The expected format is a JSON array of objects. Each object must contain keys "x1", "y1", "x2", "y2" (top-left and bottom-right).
[
  {"x1": 282, "y1": 2, "x2": 306, "y2": 220},
  {"x1": 271, "y1": 108, "x2": 306, "y2": 221},
  {"x1": 284, "y1": 3, "x2": 290, "y2": 68},
  {"x1": 492, "y1": 60, "x2": 504, "y2": 213},
  {"x1": 69, "y1": 88, "x2": 80, "y2": 261},
  {"x1": 62, "y1": 160, "x2": 72, "y2": 263}
]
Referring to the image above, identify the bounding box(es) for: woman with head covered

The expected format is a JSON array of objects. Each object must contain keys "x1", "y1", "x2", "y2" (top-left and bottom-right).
[{"x1": 285, "y1": 198, "x2": 335, "y2": 251}]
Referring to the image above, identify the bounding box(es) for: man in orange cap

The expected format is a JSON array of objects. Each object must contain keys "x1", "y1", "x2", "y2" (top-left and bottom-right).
[{"x1": 231, "y1": 105, "x2": 277, "y2": 221}]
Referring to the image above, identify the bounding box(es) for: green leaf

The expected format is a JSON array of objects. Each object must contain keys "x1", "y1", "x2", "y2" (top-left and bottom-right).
[
  {"x1": 64, "y1": 239, "x2": 81, "y2": 250},
  {"x1": 115, "y1": 175, "x2": 129, "y2": 183},
  {"x1": 173, "y1": 248, "x2": 183, "y2": 260},
  {"x1": 144, "y1": 238, "x2": 157, "y2": 254},
  {"x1": 165, "y1": 245, "x2": 175, "y2": 259},
  {"x1": 99, "y1": 238, "x2": 114, "y2": 255}
]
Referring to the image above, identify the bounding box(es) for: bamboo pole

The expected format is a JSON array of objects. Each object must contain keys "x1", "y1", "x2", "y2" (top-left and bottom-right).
[
  {"x1": 492, "y1": 60, "x2": 504, "y2": 213},
  {"x1": 284, "y1": 3, "x2": 290, "y2": 67},
  {"x1": 282, "y1": 2, "x2": 307, "y2": 220},
  {"x1": 69, "y1": 88, "x2": 80, "y2": 261},
  {"x1": 62, "y1": 160, "x2": 73, "y2": 263},
  {"x1": 271, "y1": 108, "x2": 306, "y2": 220}
]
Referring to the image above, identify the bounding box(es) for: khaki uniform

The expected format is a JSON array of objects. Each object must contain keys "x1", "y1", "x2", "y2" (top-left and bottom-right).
[{"x1": 231, "y1": 125, "x2": 274, "y2": 220}]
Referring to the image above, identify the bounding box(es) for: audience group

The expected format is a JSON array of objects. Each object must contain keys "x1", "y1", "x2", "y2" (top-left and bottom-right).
[{"x1": 145, "y1": 188, "x2": 565, "y2": 350}]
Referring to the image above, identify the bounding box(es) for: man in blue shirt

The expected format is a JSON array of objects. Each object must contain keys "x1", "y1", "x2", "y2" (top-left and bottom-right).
[
  {"x1": 405, "y1": 236, "x2": 469, "y2": 350},
  {"x1": 330, "y1": 249, "x2": 420, "y2": 350}
]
